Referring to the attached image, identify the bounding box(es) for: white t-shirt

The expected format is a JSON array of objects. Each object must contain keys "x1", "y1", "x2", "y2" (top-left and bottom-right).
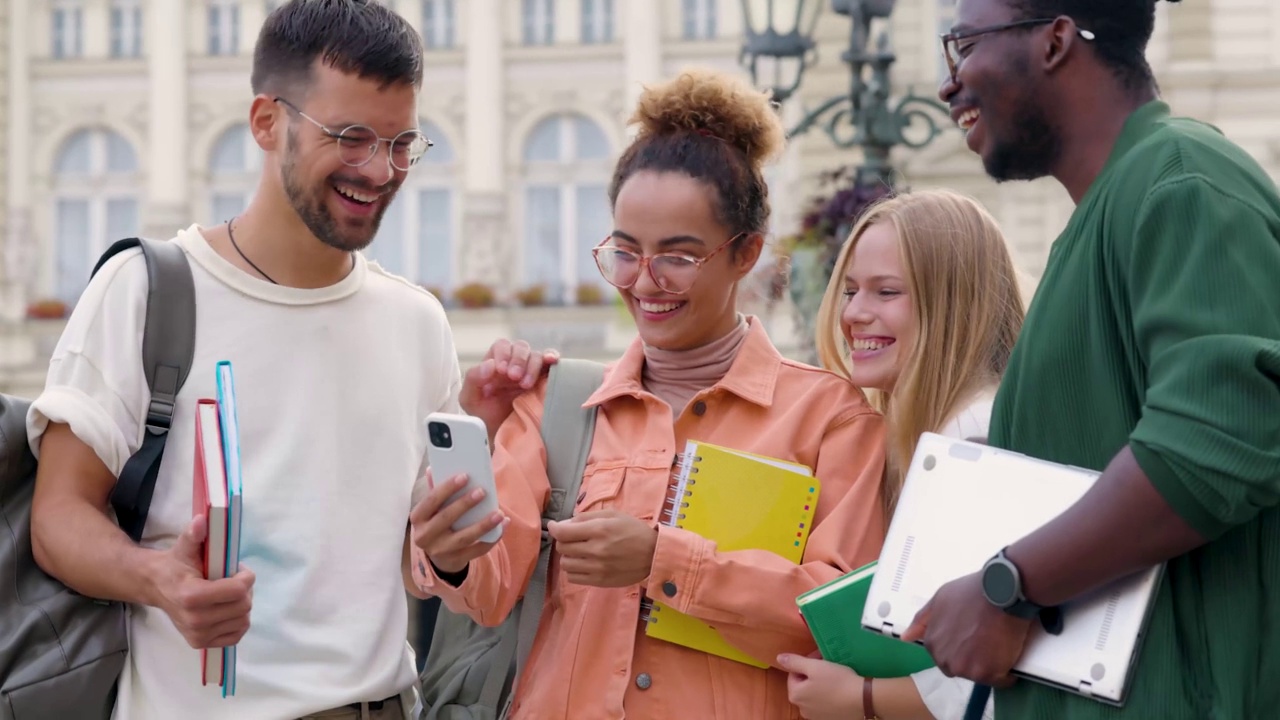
[
  {"x1": 910, "y1": 386, "x2": 998, "y2": 720},
  {"x1": 27, "y1": 226, "x2": 461, "y2": 720}
]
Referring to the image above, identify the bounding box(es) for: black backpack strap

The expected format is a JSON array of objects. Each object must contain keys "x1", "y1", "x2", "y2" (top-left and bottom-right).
[
  {"x1": 964, "y1": 684, "x2": 992, "y2": 720},
  {"x1": 92, "y1": 238, "x2": 196, "y2": 543}
]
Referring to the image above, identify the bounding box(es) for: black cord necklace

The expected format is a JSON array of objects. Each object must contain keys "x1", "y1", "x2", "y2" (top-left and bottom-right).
[{"x1": 227, "y1": 216, "x2": 278, "y2": 284}]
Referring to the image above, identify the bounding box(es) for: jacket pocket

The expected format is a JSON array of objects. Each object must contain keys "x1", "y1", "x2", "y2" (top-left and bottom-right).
[{"x1": 574, "y1": 465, "x2": 626, "y2": 513}]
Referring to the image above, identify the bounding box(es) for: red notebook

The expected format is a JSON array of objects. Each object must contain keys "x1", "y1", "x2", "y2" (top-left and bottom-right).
[{"x1": 193, "y1": 398, "x2": 229, "y2": 686}]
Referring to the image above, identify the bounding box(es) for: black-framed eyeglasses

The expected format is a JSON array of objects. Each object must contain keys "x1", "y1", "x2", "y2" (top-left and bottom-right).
[
  {"x1": 274, "y1": 97, "x2": 433, "y2": 171},
  {"x1": 940, "y1": 17, "x2": 1097, "y2": 83}
]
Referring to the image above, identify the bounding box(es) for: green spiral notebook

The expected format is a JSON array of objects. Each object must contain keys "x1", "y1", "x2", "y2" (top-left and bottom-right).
[{"x1": 796, "y1": 561, "x2": 936, "y2": 678}]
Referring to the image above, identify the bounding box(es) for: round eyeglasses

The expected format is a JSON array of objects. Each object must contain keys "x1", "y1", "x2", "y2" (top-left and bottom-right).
[
  {"x1": 591, "y1": 233, "x2": 743, "y2": 295},
  {"x1": 274, "y1": 96, "x2": 433, "y2": 172}
]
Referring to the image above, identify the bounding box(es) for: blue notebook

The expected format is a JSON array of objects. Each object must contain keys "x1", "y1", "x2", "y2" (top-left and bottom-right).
[{"x1": 215, "y1": 360, "x2": 244, "y2": 697}]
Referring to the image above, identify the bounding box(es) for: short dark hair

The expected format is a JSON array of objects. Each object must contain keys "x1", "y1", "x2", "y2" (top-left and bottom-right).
[
  {"x1": 1011, "y1": 0, "x2": 1180, "y2": 90},
  {"x1": 251, "y1": 0, "x2": 424, "y2": 96}
]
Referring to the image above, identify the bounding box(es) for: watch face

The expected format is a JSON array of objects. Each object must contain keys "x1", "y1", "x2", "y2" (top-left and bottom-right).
[{"x1": 982, "y1": 561, "x2": 1018, "y2": 606}]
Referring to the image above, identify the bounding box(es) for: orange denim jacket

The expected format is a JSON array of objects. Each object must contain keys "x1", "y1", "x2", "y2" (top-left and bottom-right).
[{"x1": 415, "y1": 320, "x2": 886, "y2": 719}]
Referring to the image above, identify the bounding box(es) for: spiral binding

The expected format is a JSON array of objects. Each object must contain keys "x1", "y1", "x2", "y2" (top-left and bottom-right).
[
  {"x1": 639, "y1": 598, "x2": 659, "y2": 625},
  {"x1": 641, "y1": 448, "x2": 703, "y2": 628},
  {"x1": 660, "y1": 450, "x2": 701, "y2": 526}
]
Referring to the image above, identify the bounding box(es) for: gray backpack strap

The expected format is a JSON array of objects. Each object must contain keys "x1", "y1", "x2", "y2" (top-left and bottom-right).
[
  {"x1": 478, "y1": 359, "x2": 605, "y2": 715},
  {"x1": 92, "y1": 237, "x2": 196, "y2": 542}
]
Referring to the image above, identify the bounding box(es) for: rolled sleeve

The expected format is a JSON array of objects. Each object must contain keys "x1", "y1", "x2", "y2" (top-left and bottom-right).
[
  {"x1": 644, "y1": 525, "x2": 710, "y2": 613},
  {"x1": 27, "y1": 249, "x2": 151, "y2": 476},
  {"x1": 1127, "y1": 177, "x2": 1280, "y2": 539},
  {"x1": 28, "y1": 378, "x2": 134, "y2": 475}
]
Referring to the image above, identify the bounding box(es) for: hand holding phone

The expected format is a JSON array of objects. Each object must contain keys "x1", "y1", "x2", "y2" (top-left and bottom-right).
[{"x1": 423, "y1": 413, "x2": 503, "y2": 545}]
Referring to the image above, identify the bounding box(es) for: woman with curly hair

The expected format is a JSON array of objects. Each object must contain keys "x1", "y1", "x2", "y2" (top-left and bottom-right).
[{"x1": 408, "y1": 68, "x2": 889, "y2": 719}]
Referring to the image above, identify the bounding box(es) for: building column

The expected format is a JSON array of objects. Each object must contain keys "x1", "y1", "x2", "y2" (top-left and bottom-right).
[
  {"x1": 556, "y1": 0, "x2": 581, "y2": 45},
  {"x1": 622, "y1": 0, "x2": 663, "y2": 111},
  {"x1": 241, "y1": 0, "x2": 267, "y2": 54},
  {"x1": 83, "y1": 0, "x2": 110, "y2": 59},
  {"x1": 461, "y1": 0, "x2": 506, "y2": 285},
  {"x1": 3, "y1": 0, "x2": 32, "y2": 318},
  {"x1": 144, "y1": 0, "x2": 189, "y2": 239}
]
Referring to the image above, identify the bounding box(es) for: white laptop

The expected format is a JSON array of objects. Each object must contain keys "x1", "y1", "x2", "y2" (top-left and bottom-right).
[{"x1": 860, "y1": 433, "x2": 1163, "y2": 706}]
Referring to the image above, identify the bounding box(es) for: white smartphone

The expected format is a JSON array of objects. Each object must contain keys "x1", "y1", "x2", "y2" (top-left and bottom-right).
[{"x1": 425, "y1": 412, "x2": 503, "y2": 544}]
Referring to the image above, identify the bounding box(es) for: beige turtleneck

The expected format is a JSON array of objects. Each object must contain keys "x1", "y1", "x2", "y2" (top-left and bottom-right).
[{"x1": 641, "y1": 314, "x2": 750, "y2": 415}]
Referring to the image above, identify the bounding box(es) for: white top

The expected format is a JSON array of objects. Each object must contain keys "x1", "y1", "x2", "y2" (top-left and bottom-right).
[
  {"x1": 910, "y1": 386, "x2": 998, "y2": 720},
  {"x1": 27, "y1": 226, "x2": 461, "y2": 720}
]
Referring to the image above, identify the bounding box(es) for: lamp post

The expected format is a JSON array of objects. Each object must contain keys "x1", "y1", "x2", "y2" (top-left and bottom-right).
[
  {"x1": 739, "y1": 0, "x2": 952, "y2": 190},
  {"x1": 740, "y1": 1, "x2": 953, "y2": 361}
]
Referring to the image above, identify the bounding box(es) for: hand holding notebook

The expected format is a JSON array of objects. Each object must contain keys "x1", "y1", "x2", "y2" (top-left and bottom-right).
[
  {"x1": 796, "y1": 561, "x2": 935, "y2": 678},
  {"x1": 643, "y1": 440, "x2": 821, "y2": 667},
  {"x1": 185, "y1": 361, "x2": 248, "y2": 694}
]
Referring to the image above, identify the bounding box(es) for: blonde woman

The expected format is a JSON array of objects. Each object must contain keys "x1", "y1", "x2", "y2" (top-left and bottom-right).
[{"x1": 779, "y1": 189, "x2": 1026, "y2": 720}]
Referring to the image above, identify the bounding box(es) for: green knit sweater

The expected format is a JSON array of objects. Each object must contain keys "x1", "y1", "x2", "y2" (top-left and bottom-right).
[{"x1": 990, "y1": 101, "x2": 1280, "y2": 719}]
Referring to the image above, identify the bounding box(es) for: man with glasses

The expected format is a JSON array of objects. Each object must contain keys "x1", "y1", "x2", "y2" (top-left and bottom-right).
[
  {"x1": 901, "y1": 0, "x2": 1280, "y2": 718},
  {"x1": 25, "y1": 2, "x2": 518, "y2": 719}
]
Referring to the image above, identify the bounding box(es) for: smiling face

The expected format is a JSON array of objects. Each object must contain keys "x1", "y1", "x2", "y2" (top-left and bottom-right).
[
  {"x1": 839, "y1": 220, "x2": 917, "y2": 392},
  {"x1": 276, "y1": 62, "x2": 418, "y2": 252},
  {"x1": 608, "y1": 170, "x2": 761, "y2": 351},
  {"x1": 941, "y1": 0, "x2": 1062, "y2": 182}
]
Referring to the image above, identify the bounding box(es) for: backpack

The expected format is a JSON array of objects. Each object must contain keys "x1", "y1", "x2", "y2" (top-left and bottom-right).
[
  {"x1": 418, "y1": 358, "x2": 606, "y2": 720},
  {"x1": 0, "y1": 238, "x2": 196, "y2": 720}
]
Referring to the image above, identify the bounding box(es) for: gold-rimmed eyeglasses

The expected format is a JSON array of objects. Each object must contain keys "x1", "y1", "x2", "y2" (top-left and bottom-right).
[
  {"x1": 274, "y1": 96, "x2": 433, "y2": 172},
  {"x1": 591, "y1": 233, "x2": 744, "y2": 295},
  {"x1": 939, "y1": 18, "x2": 1096, "y2": 84}
]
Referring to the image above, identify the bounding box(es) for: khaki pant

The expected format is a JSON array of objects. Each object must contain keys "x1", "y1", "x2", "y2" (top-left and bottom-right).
[{"x1": 297, "y1": 690, "x2": 416, "y2": 720}]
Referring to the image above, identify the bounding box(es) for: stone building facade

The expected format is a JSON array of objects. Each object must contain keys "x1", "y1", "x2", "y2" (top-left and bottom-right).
[{"x1": 0, "y1": 0, "x2": 1277, "y2": 396}]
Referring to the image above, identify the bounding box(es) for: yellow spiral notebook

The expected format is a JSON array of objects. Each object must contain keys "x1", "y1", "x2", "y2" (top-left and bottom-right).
[{"x1": 644, "y1": 440, "x2": 820, "y2": 668}]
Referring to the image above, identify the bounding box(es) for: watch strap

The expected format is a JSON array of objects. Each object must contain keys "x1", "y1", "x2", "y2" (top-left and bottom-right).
[{"x1": 1004, "y1": 598, "x2": 1043, "y2": 619}]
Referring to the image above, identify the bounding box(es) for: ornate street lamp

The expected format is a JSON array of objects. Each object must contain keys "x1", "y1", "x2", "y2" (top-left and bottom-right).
[
  {"x1": 737, "y1": 0, "x2": 825, "y2": 105},
  {"x1": 739, "y1": 0, "x2": 952, "y2": 189}
]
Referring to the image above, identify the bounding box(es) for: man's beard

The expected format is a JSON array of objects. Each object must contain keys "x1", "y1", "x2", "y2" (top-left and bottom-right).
[
  {"x1": 281, "y1": 128, "x2": 392, "y2": 253},
  {"x1": 984, "y1": 96, "x2": 1062, "y2": 183}
]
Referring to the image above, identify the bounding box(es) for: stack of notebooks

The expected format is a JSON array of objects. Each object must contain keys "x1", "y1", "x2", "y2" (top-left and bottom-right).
[
  {"x1": 642, "y1": 440, "x2": 820, "y2": 668},
  {"x1": 191, "y1": 360, "x2": 245, "y2": 696}
]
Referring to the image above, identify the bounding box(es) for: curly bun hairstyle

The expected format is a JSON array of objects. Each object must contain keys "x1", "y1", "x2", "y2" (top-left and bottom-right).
[{"x1": 608, "y1": 68, "x2": 786, "y2": 246}]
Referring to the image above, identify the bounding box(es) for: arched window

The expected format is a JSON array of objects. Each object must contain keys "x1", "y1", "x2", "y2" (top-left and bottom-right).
[
  {"x1": 521, "y1": 113, "x2": 612, "y2": 304},
  {"x1": 366, "y1": 119, "x2": 457, "y2": 291},
  {"x1": 208, "y1": 123, "x2": 262, "y2": 222},
  {"x1": 52, "y1": 128, "x2": 140, "y2": 303}
]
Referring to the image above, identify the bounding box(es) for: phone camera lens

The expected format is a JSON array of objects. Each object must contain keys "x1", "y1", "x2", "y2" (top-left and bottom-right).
[{"x1": 428, "y1": 421, "x2": 453, "y2": 449}]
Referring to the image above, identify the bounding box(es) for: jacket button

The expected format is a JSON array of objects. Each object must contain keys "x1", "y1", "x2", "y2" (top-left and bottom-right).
[
  {"x1": 692, "y1": 401, "x2": 707, "y2": 416},
  {"x1": 662, "y1": 581, "x2": 677, "y2": 597},
  {"x1": 576, "y1": 491, "x2": 586, "y2": 504},
  {"x1": 635, "y1": 672, "x2": 652, "y2": 690}
]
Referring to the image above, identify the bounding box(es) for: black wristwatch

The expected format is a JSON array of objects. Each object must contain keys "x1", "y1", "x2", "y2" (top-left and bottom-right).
[{"x1": 981, "y1": 546, "x2": 1043, "y2": 619}]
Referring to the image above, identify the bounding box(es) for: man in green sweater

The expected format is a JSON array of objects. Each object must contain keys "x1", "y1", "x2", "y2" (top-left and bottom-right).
[{"x1": 899, "y1": 0, "x2": 1280, "y2": 718}]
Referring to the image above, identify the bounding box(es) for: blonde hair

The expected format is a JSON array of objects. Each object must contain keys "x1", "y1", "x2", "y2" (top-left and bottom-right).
[{"x1": 816, "y1": 189, "x2": 1026, "y2": 517}]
